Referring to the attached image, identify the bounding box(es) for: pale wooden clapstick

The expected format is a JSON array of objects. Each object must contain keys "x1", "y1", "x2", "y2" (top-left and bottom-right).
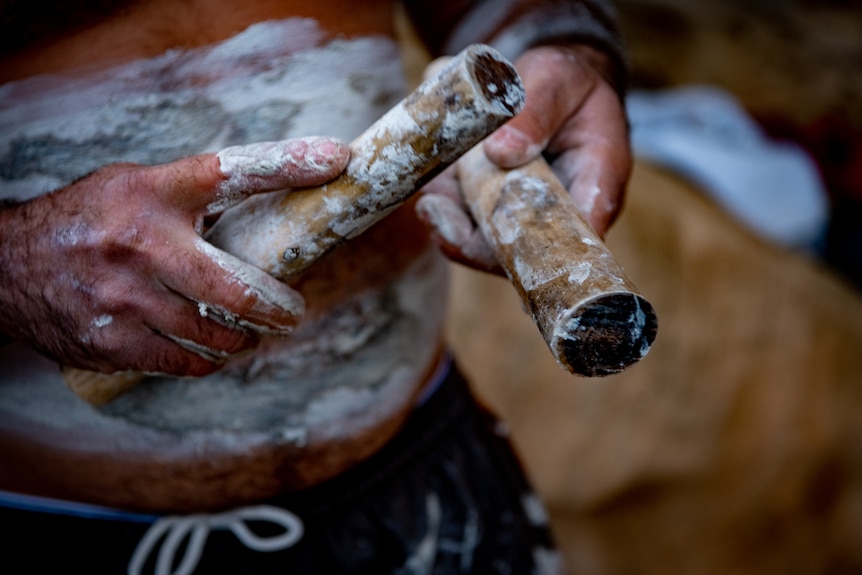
[
  {"x1": 457, "y1": 147, "x2": 658, "y2": 376},
  {"x1": 64, "y1": 44, "x2": 526, "y2": 404},
  {"x1": 204, "y1": 44, "x2": 526, "y2": 280}
]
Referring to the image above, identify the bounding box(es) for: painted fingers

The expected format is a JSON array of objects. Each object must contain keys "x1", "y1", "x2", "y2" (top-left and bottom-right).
[
  {"x1": 133, "y1": 137, "x2": 350, "y2": 372},
  {"x1": 0, "y1": 137, "x2": 349, "y2": 376}
]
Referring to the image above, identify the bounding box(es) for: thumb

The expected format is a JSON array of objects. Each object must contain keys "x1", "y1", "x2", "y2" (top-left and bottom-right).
[{"x1": 483, "y1": 47, "x2": 594, "y2": 168}]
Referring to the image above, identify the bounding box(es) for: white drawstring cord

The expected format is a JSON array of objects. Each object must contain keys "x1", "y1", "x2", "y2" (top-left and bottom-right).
[{"x1": 128, "y1": 504, "x2": 304, "y2": 575}]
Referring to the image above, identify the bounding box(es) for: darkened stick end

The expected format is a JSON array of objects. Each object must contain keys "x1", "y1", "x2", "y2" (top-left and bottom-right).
[{"x1": 552, "y1": 292, "x2": 658, "y2": 377}]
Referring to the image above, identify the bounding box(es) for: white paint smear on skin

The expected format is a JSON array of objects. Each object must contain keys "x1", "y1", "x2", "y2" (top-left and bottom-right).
[
  {"x1": 278, "y1": 426, "x2": 308, "y2": 448},
  {"x1": 92, "y1": 314, "x2": 113, "y2": 328},
  {"x1": 211, "y1": 141, "x2": 303, "y2": 214},
  {"x1": 0, "y1": 254, "x2": 452, "y2": 460},
  {"x1": 164, "y1": 333, "x2": 230, "y2": 362},
  {"x1": 417, "y1": 194, "x2": 471, "y2": 248},
  {"x1": 0, "y1": 19, "x2": 405, "y2": 202},
  {"x1": 580, "y1": 184, "x2": 601, "y2": 216},
  {"x1": 213, "y1": 137, "x2": 345, "y2": 215}
]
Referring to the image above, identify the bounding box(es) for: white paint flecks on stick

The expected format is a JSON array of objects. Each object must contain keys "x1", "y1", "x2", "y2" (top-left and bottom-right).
[{"x1": 205, "y1": 44, "x2": 525, "y2": 282}]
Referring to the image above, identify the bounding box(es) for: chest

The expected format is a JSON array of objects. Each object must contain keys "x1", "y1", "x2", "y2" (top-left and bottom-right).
[{"x1": 0, "y1": 20, "x2": 406, "y2": 202}]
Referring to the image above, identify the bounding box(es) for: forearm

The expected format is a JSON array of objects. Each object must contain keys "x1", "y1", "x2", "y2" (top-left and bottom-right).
[{"x1": 404, "y1": 0, "x2": 627, "y2": 95}]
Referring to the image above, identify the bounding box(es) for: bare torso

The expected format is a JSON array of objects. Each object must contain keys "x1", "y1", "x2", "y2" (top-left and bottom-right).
[{"x1": 0, "y1": 0, "x2": 450, "y2": 512}]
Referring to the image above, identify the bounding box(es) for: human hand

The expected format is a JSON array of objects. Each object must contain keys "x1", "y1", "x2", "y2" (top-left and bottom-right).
[
  {"x1": 0, "y1": 137, "x2": 349, "y2": 376},
  {"x1": 417, "y1": 44, "x2": 631, "y2": 272}
]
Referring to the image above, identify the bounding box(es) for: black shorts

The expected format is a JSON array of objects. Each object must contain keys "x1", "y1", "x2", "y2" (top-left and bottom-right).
[{"x1": 1, "y1": 360, "x2": 562, "y2": 574}]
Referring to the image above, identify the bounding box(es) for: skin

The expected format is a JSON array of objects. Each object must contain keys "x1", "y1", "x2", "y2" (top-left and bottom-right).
[{"x1": 0, "y1": 0, "x2": 631, "y2": 507}]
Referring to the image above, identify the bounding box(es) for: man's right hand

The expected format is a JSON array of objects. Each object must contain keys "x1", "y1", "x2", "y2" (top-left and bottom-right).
[{"x1": 0, "y1": 137, "x2": 349, "y2": 377}]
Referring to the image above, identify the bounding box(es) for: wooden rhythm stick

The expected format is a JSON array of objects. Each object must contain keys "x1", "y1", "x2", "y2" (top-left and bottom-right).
[
  {"x1": 204, "y1": 44, "x2": 526, "y2": 281},
  {"x1": 64, "y1": 44, "x2": 526, "y2": 404},
  {"x1": 457, "y1": 147, "x2": 658, "y2": 376}
]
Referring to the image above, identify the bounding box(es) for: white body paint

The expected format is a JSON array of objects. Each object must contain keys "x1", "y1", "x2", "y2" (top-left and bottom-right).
[
  {"x1": 0, "y1": 19, "x2": 404, "y2": 201},
  {"x1": 0, "y1": 20, "x2": 449, "y2": 452},
  {"x1": 92, "y1": 315, "x2": 113, "y2": 328}
]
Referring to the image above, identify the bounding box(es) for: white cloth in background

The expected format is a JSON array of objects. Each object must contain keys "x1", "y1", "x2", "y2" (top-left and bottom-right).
[{"x1": 626, "y1": 86, "x2": 828, "y2": 250}]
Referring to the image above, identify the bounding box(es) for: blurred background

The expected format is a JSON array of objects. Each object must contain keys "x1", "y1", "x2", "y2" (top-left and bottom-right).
[{"x1": 402, "y1": 1, "x2": 862, "y2": 573}]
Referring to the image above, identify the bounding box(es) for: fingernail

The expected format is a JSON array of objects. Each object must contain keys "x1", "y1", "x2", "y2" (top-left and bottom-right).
[{"x1": 487, "y1": 126, "x2": 544, "y2": 166}]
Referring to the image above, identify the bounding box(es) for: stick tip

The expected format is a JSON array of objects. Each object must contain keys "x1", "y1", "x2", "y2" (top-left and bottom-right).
[
  {"x1": 465, "y1": 44, "x2": 526, "y2": 117},
  {"x1": 552, "y1": 292, "x2": 658, "y2": 377}
]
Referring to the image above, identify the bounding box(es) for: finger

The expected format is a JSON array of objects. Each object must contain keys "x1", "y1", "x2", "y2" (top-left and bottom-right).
[
  {"x1": 416, "y1": 193, "x2": 503, "y2": 275},
  {"x1": 419, "y1": 164, "x2": 463, "y2": 205},
  {"x1": 158, "y1": 234, "x2": 306, "y2": 336},
  {"x1": 81, "y1": 311, "x2": 229, "y2": 377},
  {"x1": 79, "y1": 271, "x2": 259, "y2": 375},
  {"x1": 142, "y1": 137, "x2": 350, "y2": 216},
  {"x1": 484, "y1": 47, "x2": 596, "y2": 168},
  {"x1": 122, "y1": 332, "x2": 226, "y2": 377},
  {"x1": 548, "y1": 83, "x2": 632, "y2": 236},
  {"x1": 144, "y1": 287, "x2": 260, "y2": 362}
]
